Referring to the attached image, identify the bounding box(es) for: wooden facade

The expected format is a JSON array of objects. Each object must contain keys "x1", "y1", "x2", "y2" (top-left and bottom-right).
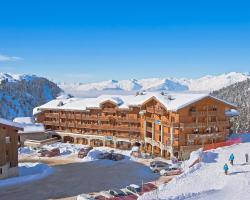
[
  {"x1": 0, "y1": 120, "x2": 23, "y2": 179},
  {"x1": 36, "y1": 95, "x2": 236, "y2": 160}
]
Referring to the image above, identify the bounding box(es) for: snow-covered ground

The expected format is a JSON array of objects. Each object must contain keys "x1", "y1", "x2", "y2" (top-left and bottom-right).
[
  {"x1": 19, "y1": 142, "x2": 132, "y2": 162},
  {"x1": 0, "y1": 163, "x2": 54, "y2": 188},
  {"x1": 140, "y1": 141, "x2": 250, "y2": 200}
]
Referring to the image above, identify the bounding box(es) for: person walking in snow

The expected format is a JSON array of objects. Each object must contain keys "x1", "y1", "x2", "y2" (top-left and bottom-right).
[
  {"x1": 224, "y1": 163, "x2": 229, "y2": 175},
  {"x1": 245, "y1": 153, "x2": 249, "y2": 164},
  {"x1": 229, "y1": 153, "x2": 235, "y2": 166}
]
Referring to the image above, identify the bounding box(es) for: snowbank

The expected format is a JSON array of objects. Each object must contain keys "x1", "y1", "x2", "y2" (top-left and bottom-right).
[
  {"x1": 140, "y1": 143, "x2": 250, "y2": 200},
  {"x1": 183, "y1": 148, "x2": 203, "y2": 169},
  {"x1": 0, "y1": 163, "x2": 54, "y2": 188},
  {"x1": 42, "y1": 142, "x2": 86, "y2": 156}
]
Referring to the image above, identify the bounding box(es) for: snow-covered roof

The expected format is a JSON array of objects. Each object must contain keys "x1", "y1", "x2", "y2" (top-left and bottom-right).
[
  {"x1": 34, "y1": 92, "x2": 236, "y2": 114},
  {"x1": 13, "y1": 117, "x2": 45, "y2": 134},
  {"x1": 0, "y1": 118, "x2": 23, "y2": 130}
]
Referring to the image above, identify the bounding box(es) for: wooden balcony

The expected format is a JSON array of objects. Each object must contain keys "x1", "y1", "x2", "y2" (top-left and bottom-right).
[
  {"x1": 68, "y1": 115, "x2": 75, "y2": 119},
  {"x1": 146, "y1": 107, "x2": 154, "y2": 113},
  {"x1": 103, "y1": 108, "x2": 116, "y2": 113},
  {"x1": 181, "y1": 121, "x2": 230, "y2": 128},
  {"x1": 190, "y1": 110, "x2": 218, "y2": 116},
  {"x1": 60, "y1": 122, "x2": 68, "y2": 126},
  {"x1": 68, "y1": 122, "x2": 75, "y2": 127},
  {"x1": 44, "y1": 121, "x2": 59, "y2": 126},
  {"x1": 45, "y1": 113, "x2": 59, "y2": 118},
  {"x1": 75, "y1": 114, "x2": 82, "y2": 120},
  {"x1": 187, "y1": 132, "x2": 225, "y2": 140},
  {"x1": 116, "y1": 117, "x2": 140, "y2": 123},
  {"x1": 154, "y1": 108, "x2": 165, "y2": 115},
  {"x1": 82, "y1": 115, "x2": 98, "y2": 120},
  {"x1": 60, "y1": 114, "x2": 67, "y2": 118},
  {"x1": 180, "y1": 145, "x2": 203, "y2": 152},
  {"x1": 75, "y1": 123, "x2": 141, "y2": 132}
]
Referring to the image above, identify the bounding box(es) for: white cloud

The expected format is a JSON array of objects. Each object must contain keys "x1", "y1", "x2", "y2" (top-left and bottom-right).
[{"x1": 0, "y1": 54, "x2": 23, "y2": 62}]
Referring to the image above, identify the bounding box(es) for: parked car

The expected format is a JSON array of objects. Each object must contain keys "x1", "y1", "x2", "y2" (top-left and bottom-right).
[
  {"x1": 160, "y1": 166, "x2": 182, "y2": 176},
  {"x1": 107, "y1": 189, "x2": 127, "y2": 197},
  {"x1": 37, "y1": 149, "x2": 50, "y2": 157},
  {"x1": 78, "y1": 146, "x2": 93, "y2": 158},
  {"x1": 125, "y1": 184, "x2": 142, "y2": 196},
  {"x1": 38, "y1": 148, "x2": 60, "y2": 157},
  {"x1": 150, "y1": 161, "x2": 170, "y2": 173},
  {"x1": 98, "y1": 152, "x2": 111, "y2": 159},
  {"x1": 111, "y1": 153, "x2": 125, "y2": 161},
  {"x1": 49, "y1": 148, "x2": 60, "y2": 157},
  {"x1": 99, "y1": 152, "x2": 125, "y2": 161}
]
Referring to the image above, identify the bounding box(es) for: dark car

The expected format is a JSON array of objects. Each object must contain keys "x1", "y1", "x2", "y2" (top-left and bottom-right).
[
  {"x1": 108, "y1": 189, "x2": 127, "y2": 197},
  {"x1": 78, "y1": 146, "x2": 93, "y2": 158},
  {"x1": 111, "y1": 153, "x2": 125, "y2": 161},
  {"x1": 38, "y1": 148, "x2": 60, "y2": 157}
]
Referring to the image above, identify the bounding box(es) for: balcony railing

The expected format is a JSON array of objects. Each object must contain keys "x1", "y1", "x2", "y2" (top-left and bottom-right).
[
  {"x1": 190, "y1": 110, "x2": 218, "y2": 116},
  {"x1": 75, "y1": 124, "x2": 141, "y2": 132},
  {"x1": 187, "y1": 132, "x2": 226, "y2": 140},
  {"x1": 103, "y1": 108, "x2": 116, "y2": 113},
  {"x1": 44, "y1": 121, "x2": 59, "y2": 126},
  {"x1": 146, "y1": 107, "x2": 154, "y2": 113},
  {"x1": 180, "y1": 121, "x2": 230, "y2": 128},
  {"x1": 45, "y1": 113, "x2": 59, "y2": 118}
]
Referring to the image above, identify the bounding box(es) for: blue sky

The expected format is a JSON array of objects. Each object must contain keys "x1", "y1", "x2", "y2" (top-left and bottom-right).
[{"x1": 0, "y1": 0, "x2": 249, "y2": 83}]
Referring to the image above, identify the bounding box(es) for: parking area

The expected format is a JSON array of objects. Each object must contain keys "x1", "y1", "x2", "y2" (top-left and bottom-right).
[{"x1": 0, "y1": 158, "x2": 160, "y2": 200}]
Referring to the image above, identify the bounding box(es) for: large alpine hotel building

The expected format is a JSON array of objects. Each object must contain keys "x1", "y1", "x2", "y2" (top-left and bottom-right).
[{"x1": 34, "y1": 92, "x2": 238, "y2": 159}]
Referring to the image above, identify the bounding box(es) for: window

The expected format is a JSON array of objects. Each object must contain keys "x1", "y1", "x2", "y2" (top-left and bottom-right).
[
  {"x1": 0, "y1": 168, "x2": 2, "y2": 174},
  {"x1": 190, "y1": 107, "x2": 196, "y2": 112},
  {"x1": 5, "y1": 136, "x2": 11, "y2": 144}
]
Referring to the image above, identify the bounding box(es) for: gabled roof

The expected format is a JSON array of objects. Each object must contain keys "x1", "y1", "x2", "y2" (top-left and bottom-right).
[
  {"x1": 33, "y1": 92, "x2": 237, "y2": 114},
  {"x1": 0, "y1": 118, "x2": 23, "y2": 130}
]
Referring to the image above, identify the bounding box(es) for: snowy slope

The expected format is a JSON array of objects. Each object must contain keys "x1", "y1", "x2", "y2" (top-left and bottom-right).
[
  {"x1": 0, "y1": 72, "x2": 62, "y2": 119},
  {"x1": 60, "y1": 72, "x2": 250, "y2": 97},
  {"x1": 140, "y1": 140, "x2": 250, "y2": 200}
]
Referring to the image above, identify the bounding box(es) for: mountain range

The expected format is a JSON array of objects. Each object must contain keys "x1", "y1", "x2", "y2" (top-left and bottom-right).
[
  {"x1": 59, "y1": 72, "x2": 250, "y2": 97},
  {"x1": 0, "y1": 73, "x2": 62, "y2": 120}
]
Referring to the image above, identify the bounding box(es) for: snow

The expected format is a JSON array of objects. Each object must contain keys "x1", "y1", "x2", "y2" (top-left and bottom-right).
[
  {"x1": 13, "y1": 117, "x2": 45, "y2": 133},
  {"x1": 225, "y1": 109, "x2": 240, "y2": 117},
  {"x1": 139, "y1": 141, "x2": 250, "y2": 200},
  {"x1": 182, "y1": 148, "x2": 203, "y2": 169},
  {"x1": 0, "y1": 162, "x2": 54, "y2": 188},
  {"x1": 19, "y1": 142, "x2": 132, "y2": 161},
  {"x1": 0, "y1": 117, "x2": 23, "y2": 129},
  {"x1": 0, "y1": 72, "x2": 38, "y2": 82},
  {"x1": 35, "y1": 92, "x2": 236, "y2": 113},
  {"x1": 59, "y1": 72, "x2": 250, "y2": 96}
]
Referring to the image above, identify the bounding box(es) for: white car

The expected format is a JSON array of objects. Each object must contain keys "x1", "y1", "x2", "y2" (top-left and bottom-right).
[
  {"x1": 150, "y1": 161, "x2": 170, "y2": 173},
  {"x1": 125, "y1": 184, "x2": 142, "y2": 196},
  {"x1": 160, "y1": 166, "x2": 182, "y2": 176}
]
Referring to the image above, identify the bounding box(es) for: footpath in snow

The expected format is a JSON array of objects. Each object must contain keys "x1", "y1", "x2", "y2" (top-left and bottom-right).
[{"x1": 140, "y1": 136, "x2": 250, "y2": 200}]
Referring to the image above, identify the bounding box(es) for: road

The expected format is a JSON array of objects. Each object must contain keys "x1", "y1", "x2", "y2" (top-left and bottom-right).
[{"x1": 0, "y1": 159, "x2": 160, "y2": 200}]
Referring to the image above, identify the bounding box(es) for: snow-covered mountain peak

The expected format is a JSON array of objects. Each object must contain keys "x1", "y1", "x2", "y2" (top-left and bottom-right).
[
  {"x1": 59, "y1": 72, "x2": 250, "y2": 97},
  {"x1": 0, "y1": 72, "x2": 38, "y2": 82}
]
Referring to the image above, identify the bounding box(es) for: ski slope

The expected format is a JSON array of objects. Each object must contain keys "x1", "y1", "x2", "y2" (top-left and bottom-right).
[{"x1": 140, "y1": 140, "x2": 250, "y2": 200}]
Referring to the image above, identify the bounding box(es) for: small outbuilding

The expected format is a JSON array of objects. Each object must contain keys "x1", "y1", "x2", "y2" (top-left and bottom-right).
[{"x1": 0, "y1": 118, "x2": 23, "y2": 179}]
